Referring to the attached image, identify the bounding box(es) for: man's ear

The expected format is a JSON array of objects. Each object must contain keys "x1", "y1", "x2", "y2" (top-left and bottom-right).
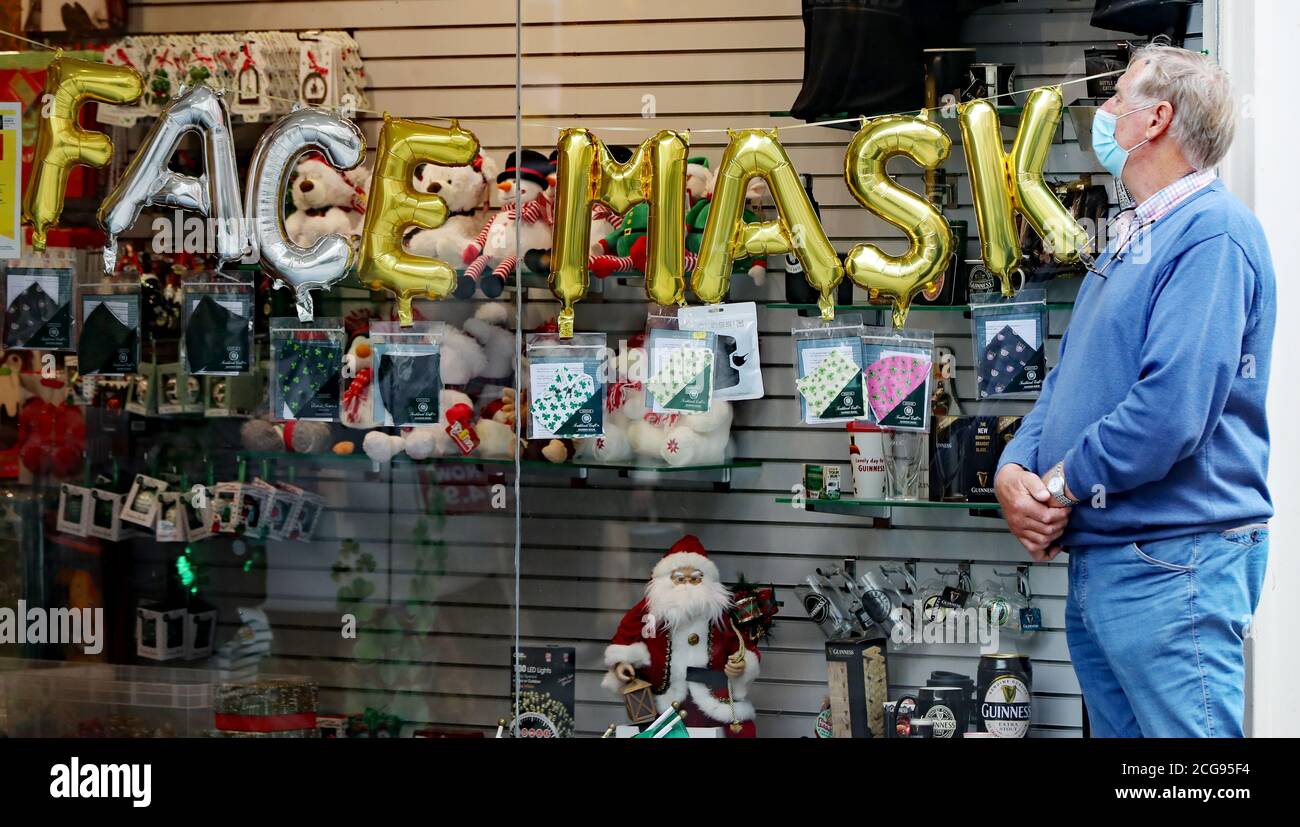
[{"x1": 1148, "y1": 101, "x2": 1176, "y2": 140}]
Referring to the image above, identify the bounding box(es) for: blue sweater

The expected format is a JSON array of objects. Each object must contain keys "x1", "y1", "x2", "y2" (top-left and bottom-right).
[{"x1": 998, "y1": 180, "x2": 1275, "y2": 547}]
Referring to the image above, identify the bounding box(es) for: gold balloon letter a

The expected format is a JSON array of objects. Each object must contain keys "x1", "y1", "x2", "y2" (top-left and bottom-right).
[
  {"x1": 358, "y1": 115, "x2": 479, "y2": 326},
  {"x1": 550, "y1": 129, "x2": 688, "y2": 337},
  {"x1": 693, "y1": 130, "x2": 842, "y2": 319},
  {"x1": 23, "y1": 54, "x2": 143, "y2": 252},
  {"x1": 844, "y1": 114, "x2": 953, "y2": 329},
  {"x1": 959, "y1": 86, "x2": 1091, "y2": 295}
]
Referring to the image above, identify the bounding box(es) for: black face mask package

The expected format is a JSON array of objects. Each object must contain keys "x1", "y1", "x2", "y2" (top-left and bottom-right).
[
  {"x1": 970, "y1": 289, "x2": 1048, "y2": 400},
  {"x1": 5, "y1": 263, "x2": 74, "y2": 350},
  {"x1": 183, "y1": 273, "x2": 255, "y2": 376},
  {"x1": 77, "y1": 283, "x2": 141, "y2": 376},
  {"x1": 270, "y1": 318, "x2": 345, "y2": 422},
  {"x1": 677, "y1": 302, "x2": 764, "y2": 401},
  {"x1": 371, "y1": 321, "x2": 444, "y2": 427}
]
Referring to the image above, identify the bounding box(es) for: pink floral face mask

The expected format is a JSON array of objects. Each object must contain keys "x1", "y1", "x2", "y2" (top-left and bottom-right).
[{"x1": 865, "y1": 355, "x2": 930, "y2": 423}]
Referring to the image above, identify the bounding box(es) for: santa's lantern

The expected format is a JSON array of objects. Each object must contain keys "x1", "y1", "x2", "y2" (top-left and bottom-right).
[{"x1": 620, "y1": 678, "x2": 656, "y2": 724}]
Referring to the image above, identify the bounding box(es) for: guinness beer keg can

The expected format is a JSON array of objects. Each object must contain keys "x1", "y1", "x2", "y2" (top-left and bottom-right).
[{"x1": 977, "y1": 654, "x2": 1032, "y2": 738}]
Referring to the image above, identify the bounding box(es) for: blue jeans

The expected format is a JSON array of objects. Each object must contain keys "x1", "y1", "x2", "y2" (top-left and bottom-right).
[{"x1": 1065, "y1": 525, "x2": 1269, "y2": 737}]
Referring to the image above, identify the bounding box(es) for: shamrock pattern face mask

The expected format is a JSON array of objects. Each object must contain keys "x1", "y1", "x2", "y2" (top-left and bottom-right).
[
  {"x1": 5, "y1": 266, "x2": 73, "y2": 350},
  {"x1": 793, "y1": 316, "x2": 867, "y2": 426},
  {"x1": 526, "y1": 333, "x2": 606, "y2": 440},
  {"x1": 645, "y1": 328, "x2": 715, "y2": 414},
  {"x1": 270, "y1": 318, "x2": 345, "y2": 421}
]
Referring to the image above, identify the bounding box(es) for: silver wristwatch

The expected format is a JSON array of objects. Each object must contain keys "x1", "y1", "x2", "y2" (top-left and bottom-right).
[{"x1": 1046, "y1": 462, "x2": 1079, "y2": 506}]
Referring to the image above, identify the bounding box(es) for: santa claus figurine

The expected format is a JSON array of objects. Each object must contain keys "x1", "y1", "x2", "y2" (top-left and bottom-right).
[{"x1": 601, "y1": 534, "x2": 761, "y2": 737}]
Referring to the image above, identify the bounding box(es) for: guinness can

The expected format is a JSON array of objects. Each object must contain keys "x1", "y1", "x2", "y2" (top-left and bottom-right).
[{"x1": 977, "y1": 654, "x2": 1032, "y2": 738}]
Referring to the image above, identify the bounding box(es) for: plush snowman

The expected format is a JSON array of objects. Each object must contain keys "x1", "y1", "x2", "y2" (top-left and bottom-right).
[
  {"x1": 460, "y1": 149, "x2": 553, "y2": 300},
  {"x1": 284, "y1": 154, "x2": 368, "y2": 248},
  {"x1": 405, "y1": 154, "x2": 499, "y2": 262}
]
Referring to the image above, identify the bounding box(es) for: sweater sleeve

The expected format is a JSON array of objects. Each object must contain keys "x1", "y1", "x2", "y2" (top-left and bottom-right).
[
  {"x1": 1062, "y1": 233, "x2": 1254, "y2": 497},
  {"x1": 997, "y1": 325, "x2": 1070, "y2": 476}
]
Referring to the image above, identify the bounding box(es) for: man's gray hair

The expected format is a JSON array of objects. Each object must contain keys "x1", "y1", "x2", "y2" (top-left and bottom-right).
[{"x1": 1127, "y1": 44, "x2": 1237, "y2": 170}]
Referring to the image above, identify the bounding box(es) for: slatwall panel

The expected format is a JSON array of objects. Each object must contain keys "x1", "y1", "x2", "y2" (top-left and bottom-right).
[{"x1": 127, "y1": 0, "x2": 1203, "y2": 737}]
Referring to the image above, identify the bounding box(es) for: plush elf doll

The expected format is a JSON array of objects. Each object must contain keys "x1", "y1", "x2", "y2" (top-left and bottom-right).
[
  {"x1": 588, "y1": 157, "x2": 767, "y2": 285},
  {"x1": 684, "y1": 175, "x2": 769, "y2": 286}
]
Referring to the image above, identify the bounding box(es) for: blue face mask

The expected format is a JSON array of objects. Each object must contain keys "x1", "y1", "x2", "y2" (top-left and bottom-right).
[{"x1": 1092, "y1": 103, "x2": 1157, "y2": 179}]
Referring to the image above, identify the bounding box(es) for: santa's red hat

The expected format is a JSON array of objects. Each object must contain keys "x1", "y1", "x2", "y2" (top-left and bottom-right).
[{"x1": 652, "y1": 534, "x2": 719, "y2": 583}]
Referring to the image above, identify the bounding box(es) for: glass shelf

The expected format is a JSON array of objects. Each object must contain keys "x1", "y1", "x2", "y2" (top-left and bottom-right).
[
  {"x1": 239, "y1": 450, "x2": 760, "y2": 475},
  {"x1": 765, "y1": 302, "x2": 1075, "y2": 313},
  {"x1": 775, "y1": 496, "x2": 1001, "y2": 510}
]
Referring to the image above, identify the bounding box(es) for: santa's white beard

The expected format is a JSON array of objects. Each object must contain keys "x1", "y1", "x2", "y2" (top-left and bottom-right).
[{"x1": 644, "y1": 575, "x2": 732, "y2": 631}]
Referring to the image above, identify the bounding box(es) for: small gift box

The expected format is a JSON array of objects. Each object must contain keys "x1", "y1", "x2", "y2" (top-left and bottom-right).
[
  {"x1": 136, "y1": 599, "x2": 188, "y2": 661},
  {"x1": 213, "y1": 680, "x2": 319, "y2": 738}
]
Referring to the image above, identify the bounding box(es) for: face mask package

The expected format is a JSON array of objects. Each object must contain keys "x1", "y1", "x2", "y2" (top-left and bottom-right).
[
  {"x1": 793, "y1": 314, "x2": 867, "y2": 426},
  {"x1": 677, "y1": 302, "x2": 764, "y2": 401},
  {"x1": 644, "y1": 315, "x2": 715, "y2": 415},
  {"x1": 121, "y1": 473, "x2": 170, "y2": 529},
  {"x1": 270, "y1": 318, "x2": 345, "y2": 422},
  {"x1": 78, "y1": 283, "x2": 141, "y2": 376},
  {"x1": 4, "y1": 263, "x2": 74, "y2": 350},
  {"x1": 861, "y1": 328, "x2": 934, "y2": 432},
  {"x1": 183, "y1": 273, "x2": 255, "y2": 376},
  {"x1": 371, "y1": 321, "x2": 444, "y2": 427},
  {"x1": 526, "y1": 333, "x2": 606, "y2": 440},
  {"x1": 970, "y1": 289, "x2": 1048, "y2": 400},
  {"x1": 57, "y1": 484, "x2": 94, "y2": 537}
]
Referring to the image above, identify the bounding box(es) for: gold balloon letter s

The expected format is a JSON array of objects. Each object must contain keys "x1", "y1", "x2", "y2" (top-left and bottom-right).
[
  {"x1": 844, "y1": 114, "x2": 953, "y2": 329},
  {"x1": 358, "y1": 115, "x2": 479, "y2": 325},
  {"x1": 550, "y1": 129, "x2": 688, "y2": 337},
  {"x1": 693, "y1": 130, "x2": 842, "y2": 318},
  {"x1": 23, "y1": 53, "x2": 143, "y2": 251},
  {"x1": 960, "y1": 86, "x2": 1091, "y2": 295}
]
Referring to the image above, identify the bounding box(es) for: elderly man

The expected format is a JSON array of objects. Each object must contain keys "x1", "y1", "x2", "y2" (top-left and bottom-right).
[{"x1": 994, "y1": 45, "x2": 1274, "y2": 737}]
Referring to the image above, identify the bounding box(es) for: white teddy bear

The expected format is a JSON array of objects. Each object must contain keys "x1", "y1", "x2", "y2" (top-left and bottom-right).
[
  {"x1": 404, "y1": 154, "x2": 499, "y2": 262},
  {"x1": 363, "y1": 388, "x2": 517, "y2": 463},
  {"x1": 577, "y1": 346, "x2": 733, "y2": 467},
  {"x1": 284, "y1": 155, "x2": 368, "y2": 249},
  {"x1": 462, "y1": 302, "x2": 515, "y2": 383}
]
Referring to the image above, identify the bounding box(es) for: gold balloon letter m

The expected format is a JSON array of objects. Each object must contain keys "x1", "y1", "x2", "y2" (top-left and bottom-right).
[
  {"x1": 23, "y1": 54, "x2": 143, "y2": 252},
  {"x1": 358, "y1": 115, "x2": 479, "y2": 325},
  {"x1": 550, "y1": 129, "x2": 688, "y2": 337}
]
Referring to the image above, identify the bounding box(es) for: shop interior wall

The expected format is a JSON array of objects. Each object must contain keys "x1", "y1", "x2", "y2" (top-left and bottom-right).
[{"x1": 127, "y1": 0, "x2": 1201, "y2": 736}]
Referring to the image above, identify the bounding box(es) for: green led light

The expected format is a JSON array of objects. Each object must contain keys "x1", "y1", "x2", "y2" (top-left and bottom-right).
[{"x1": 175, "y1": 554, "x2": 196, "y2": 588}]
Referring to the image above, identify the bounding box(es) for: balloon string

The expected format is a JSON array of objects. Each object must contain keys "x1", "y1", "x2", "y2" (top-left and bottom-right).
[
  {"x1": 0, "y1": 28, "x2": 58, "y2": 50},
  {"x1": 521, "y1": 68, "x2": 1127, "y2": 133},
  {"x1": 0, "y1": 27, "x2": 1120, "y2": 132}
]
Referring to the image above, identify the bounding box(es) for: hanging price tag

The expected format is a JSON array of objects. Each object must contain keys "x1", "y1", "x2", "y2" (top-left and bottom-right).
[{"x1": 446, "y1": 420, "x2": 479, "y2": 456}]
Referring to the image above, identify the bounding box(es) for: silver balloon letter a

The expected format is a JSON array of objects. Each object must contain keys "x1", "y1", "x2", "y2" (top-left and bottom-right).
[
  {"x1": 245, "y1": 108, "x2": 366, "y2": 321},
  {"x1": 99, "y1": 84, "x2": 248, "y2": 273}
]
